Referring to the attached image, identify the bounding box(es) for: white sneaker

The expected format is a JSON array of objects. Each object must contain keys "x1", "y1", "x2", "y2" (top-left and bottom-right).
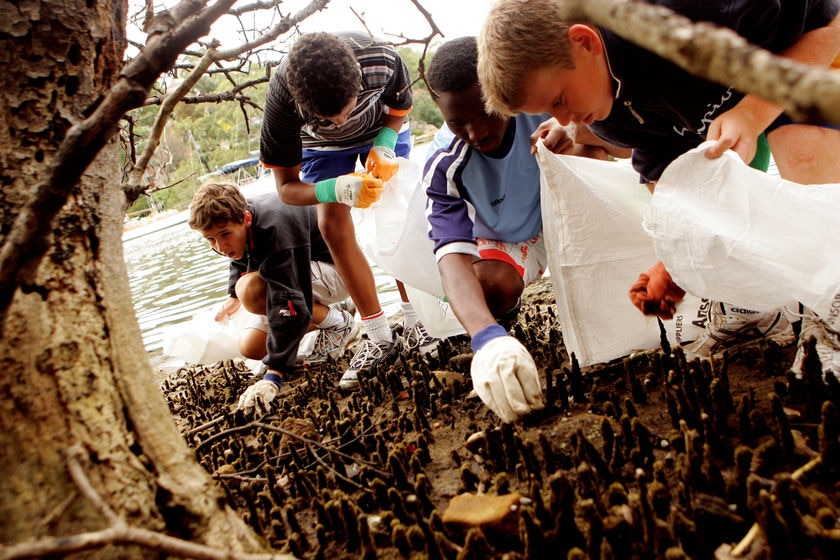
[
  {"x1": 789, "y1": 311, "x2": 840, "y2": 380},
  {"x1": 339, "y1": 331, "x2": 402, "y2": 391},
  {"x1": 304, "y1": 309, "x2": 360, "y2": 366},
  {"x1": 682, "y1": 302, "x2": 795, "y2": 360},
  {"x1": 404, "y1": 320, "x2": 440, "y2": 357}
]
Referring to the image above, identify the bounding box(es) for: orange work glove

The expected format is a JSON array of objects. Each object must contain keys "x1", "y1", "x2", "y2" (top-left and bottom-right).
[
  {"x1": 365, "y1": 127, "x2": 399, "y2": 182},
  {"x1": 628, "y1": 261, "x2": 686, "y2": 320}
]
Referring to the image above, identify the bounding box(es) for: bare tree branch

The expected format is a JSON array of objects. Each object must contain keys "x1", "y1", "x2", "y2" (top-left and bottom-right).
[
  {"x1": 123, "y1": 0, "x2": 332, "y2": 203},
  {"x1": 124, "y1": 44, "x2": 220, "y2": 201}
]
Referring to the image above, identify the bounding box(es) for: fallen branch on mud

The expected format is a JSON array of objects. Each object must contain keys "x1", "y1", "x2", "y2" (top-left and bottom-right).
[{"x1": 0, "y1": 445, "x2": 294, "y2": 560}]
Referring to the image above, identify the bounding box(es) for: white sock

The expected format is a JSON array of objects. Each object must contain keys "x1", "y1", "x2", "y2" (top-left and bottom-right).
[
  {"x1": 401, "y1": 301, "x2": 418, "y2": 331},
  {"x1": 362, "y1": 310, "x2": 393, "y2": 343},
  {"x1": 316, "y1": 305, "x2": 344, "y2": 330}
]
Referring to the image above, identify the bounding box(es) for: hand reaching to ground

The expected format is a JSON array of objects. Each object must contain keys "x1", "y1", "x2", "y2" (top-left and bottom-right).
[
  {"x1": 237, "y1": 373, "x2": 283, "y2": 416},
  {"x1": 470, "y1": 325, "x2": 544, "y2": 423}
]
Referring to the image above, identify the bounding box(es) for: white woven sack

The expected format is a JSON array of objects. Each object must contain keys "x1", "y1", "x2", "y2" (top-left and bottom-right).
[
  {"x1": 649, "y1": 142, "x2": 840, "y2": 329},
  {"x1": 352, "y1": 158, "x2": 466, "y2": 338},
  {"x1": 536, "y1": 143, "x2": 705, "y2": 367}
]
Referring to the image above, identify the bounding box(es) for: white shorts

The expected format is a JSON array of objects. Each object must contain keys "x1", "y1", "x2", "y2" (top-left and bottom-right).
[
  {"x1": 244, "y1": 261, "x2": 349, "y2": 333},
  {"x1": 244, "y1": 313, "x2": 270, "y2": 333},
  {"x1": 311, "y1": 261, "x2": 349, "y2": 305},
  {"x1": 476, "y1": 233, "x2": 547, "y2": 287}
]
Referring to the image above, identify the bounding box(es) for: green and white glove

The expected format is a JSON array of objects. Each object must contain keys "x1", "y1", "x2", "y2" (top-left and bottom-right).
[
  {"x1": 365, "y1": 127, "x2": 399, "y2": 182},
  {"x1": 315, "y1": 172, "x2": 384, "y2": 208},
  {"x1": 237, "y1": 373, "x2": 283, "y2": 416},
  {"x1": 470, "y1": 325, "x2": 544, "y2": 423}
]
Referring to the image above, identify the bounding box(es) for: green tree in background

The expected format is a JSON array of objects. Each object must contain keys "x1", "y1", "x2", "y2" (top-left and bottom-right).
[
  {"x1": 398, "y1": 45, "x2": 444, "y2": 136},
  {"x1": 124, "y1": 62, "x2": 270, "y2": 218}
]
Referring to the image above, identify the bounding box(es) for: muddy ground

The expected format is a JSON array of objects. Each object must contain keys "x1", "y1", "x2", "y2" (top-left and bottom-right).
[{"x1": 158, "y1": 277, "x2": 840, "y2": 560}]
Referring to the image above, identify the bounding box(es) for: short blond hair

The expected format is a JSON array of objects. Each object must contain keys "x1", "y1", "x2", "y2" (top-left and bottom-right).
[
  {"x1": 188, "y1": 182, "x2": 248, "y2": 232},
  {"x1": 478, "y1": 0, "x2": 576, "y2": 116}
]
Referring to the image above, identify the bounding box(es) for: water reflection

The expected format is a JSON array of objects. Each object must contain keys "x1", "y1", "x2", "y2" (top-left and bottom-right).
[{"x1": 123, "y1": 221, "x2": 401, "y2": 358}]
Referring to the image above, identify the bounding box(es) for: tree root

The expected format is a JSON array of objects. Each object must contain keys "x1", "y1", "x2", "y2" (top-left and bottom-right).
[{"x1": 0, "y1": 444, "x2": 295, "y2": 560}]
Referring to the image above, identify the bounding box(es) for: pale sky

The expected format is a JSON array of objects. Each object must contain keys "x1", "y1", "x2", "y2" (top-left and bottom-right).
[
  {"x1": 288, "y1": 0, "x2": 494, "y2": 42},
  {"x1": 199, "y1": 0, "x2": 491, "y2": 53},
  {"x1": 129, "y1": 0, "x2": 493, "y2": 58}
]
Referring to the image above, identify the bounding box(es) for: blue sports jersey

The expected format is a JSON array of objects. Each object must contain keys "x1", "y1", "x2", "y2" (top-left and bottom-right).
[{"x1": 423, "y1": 113, "x2": 548, "y2": 259}]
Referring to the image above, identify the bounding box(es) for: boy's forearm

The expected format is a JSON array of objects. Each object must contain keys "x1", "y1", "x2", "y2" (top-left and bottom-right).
[
  {"x1": 438, "y1": 253, "x2": 497, "y2": 338},
  {"x1": 381, "y1": 112, "x2": 408, "y2": 134},
  {"x1": 781, "y1": 11, "x2": 840, "y2": 67},
  {"x1": 272, "y1": 167, "x2": 319, "y2": 206},
  {"x1": 724, "y1": 13, "x2": 840, "y2": 140}
]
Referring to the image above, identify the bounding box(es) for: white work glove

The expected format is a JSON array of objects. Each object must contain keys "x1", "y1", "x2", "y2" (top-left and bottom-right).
[
  {"x1": 365, "y1": 127, "x2": 400, "y2": 181},
  {"x1": 470, "y1": 325, "x2": 544, "y2": 423},
  {"x1": 237, "y1": 373, "x2": 283, "y2": 416},
  {"x1": 314, "y1": 172, "x2": 383, "y2": 208}
]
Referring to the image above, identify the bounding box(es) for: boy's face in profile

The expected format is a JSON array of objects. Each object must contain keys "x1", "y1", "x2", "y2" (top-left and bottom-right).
[
  {"x1": 517, "y1": 25, "x2": 614, "y2": 126},
  {"x1": 435, "y1": 82, "x2": 509, "y2": 153},
  {"x1": 200, "y1": 211, "x2": 252, "y2": 260}
]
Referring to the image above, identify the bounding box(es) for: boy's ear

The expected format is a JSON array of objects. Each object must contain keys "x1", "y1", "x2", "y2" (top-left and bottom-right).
[
  {"x1": 243, "y1": 210, "x2": 253, "y2": 228},
  {"x1": 568, "y1": 24, "x2": 604, "y2": 56}
]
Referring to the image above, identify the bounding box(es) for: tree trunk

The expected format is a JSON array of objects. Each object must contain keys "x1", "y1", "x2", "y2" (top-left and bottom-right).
[{"x1": 0, "y1": 1, "x2": 264, "y2": 555}]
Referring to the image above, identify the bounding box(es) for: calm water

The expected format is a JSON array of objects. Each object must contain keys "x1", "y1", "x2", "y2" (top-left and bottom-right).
[{"x1": 123, "y1": 213, "x2": 402, "y2": 359}]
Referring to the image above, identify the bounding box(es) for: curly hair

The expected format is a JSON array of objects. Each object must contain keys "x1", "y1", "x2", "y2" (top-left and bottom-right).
[
  {"x1": 188, "y1": 182, "x2": 248, "y2": 232},
  {"x1": 427, "y1": 36, "x2": 478, "y2": 95},
  {"x1": 285, "y1": 32, "x2": 361, "y2": 117}
]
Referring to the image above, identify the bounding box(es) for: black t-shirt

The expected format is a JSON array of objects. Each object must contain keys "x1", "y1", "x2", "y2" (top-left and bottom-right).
[{"x1": 589, "y1": 0, "x2": 839, "y2": 181}]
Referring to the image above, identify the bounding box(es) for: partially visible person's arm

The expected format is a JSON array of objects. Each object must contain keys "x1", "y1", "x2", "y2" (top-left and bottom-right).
[
  {"x1": 530, "y1": 119, "x2": 633, "y2": 158},
  {"x1": 238, "y1": 249, "x2": 311, "y2": 416},
  {"x1": 215, "y1": 297, "x2": 241, "y2": 322},
  {"x1": 706, "y1": 11, "x2": 840, "y2": 163},
  {"x1": 273, "y1": 166, "x2": 319, "y2": 206},
  {"x1": 570, "y1": 123, "x2": 633, "y2": 159},
  {"x1": 381, "y1": 112, "x2": 407, "y2": 136},
  {"x1": 438, "y1": 253, "x2": 544, "y2": 423},
  {"x1": 365, "y1": 112, "x2": 409, "y2": 181},
  {"x1": 216, "y1": 260, "x2": 247, "y2": 321},
  {"x1": 272, "y1": 166, "x2": 383, "y2": 209}
]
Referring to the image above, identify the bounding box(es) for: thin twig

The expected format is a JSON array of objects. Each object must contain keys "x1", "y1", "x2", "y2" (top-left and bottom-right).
[{"x1": 306, "y1": 443, "x2": 367, "y2": 491}]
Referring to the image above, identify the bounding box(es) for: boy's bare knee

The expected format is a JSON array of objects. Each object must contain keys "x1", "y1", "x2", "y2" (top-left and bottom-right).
[
  {"x1": 317, "y1": 204, "x2": 354, "y2": 243},
  {"x1": 769, "y1": 125, "x2": 840, "y2": 184},
  {"x1": 475, "y1": 260, "x2": 525, "y2": 316},
  {"x1": 235, "y1": 272, "x2": 267, "y2": 314}
]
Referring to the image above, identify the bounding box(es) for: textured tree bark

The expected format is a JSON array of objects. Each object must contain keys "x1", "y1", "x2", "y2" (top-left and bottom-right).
[{"x1": 0, "y1": 0, "x2": 265, "y2": 555}]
